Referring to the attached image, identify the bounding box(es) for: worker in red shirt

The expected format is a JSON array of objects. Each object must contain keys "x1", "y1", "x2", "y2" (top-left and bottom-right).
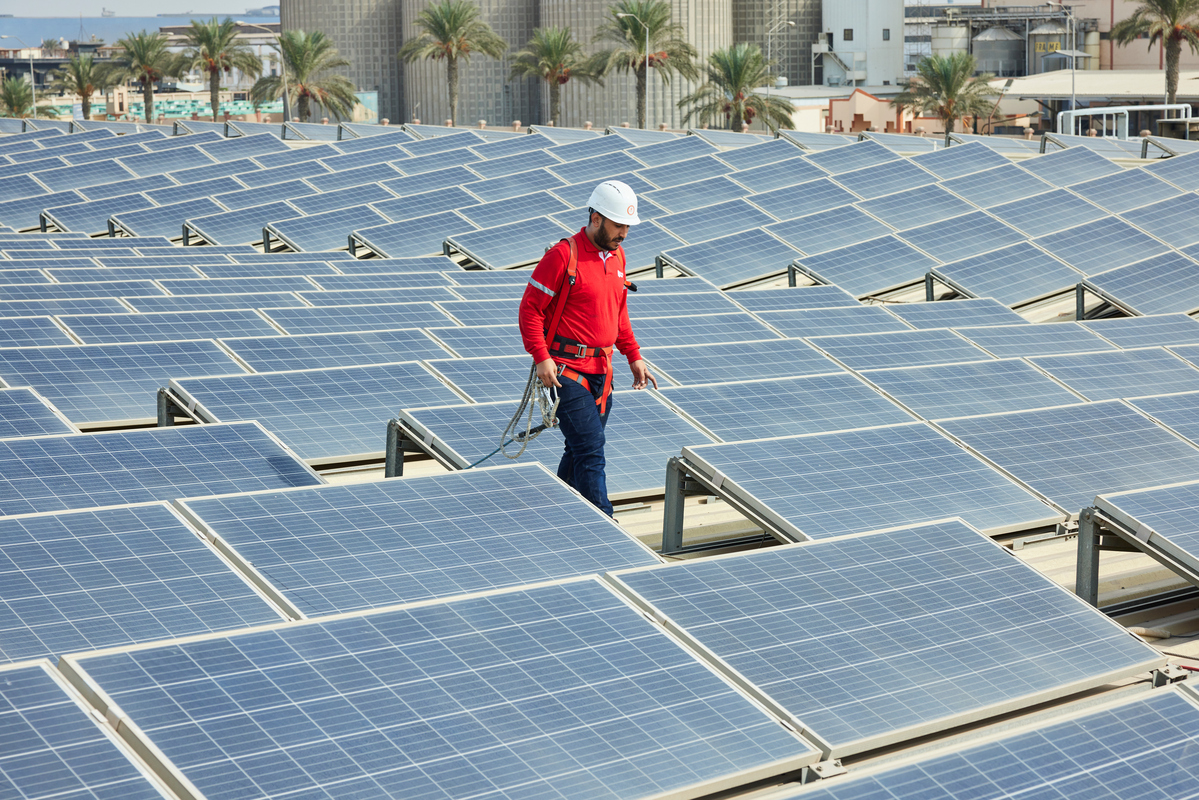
[{"x1": 518, "y1": 180, "x2": 657, "y2": 516}]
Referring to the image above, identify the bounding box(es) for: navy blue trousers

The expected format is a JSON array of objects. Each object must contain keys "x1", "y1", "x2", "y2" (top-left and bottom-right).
[{"x1": 552, "y1": 369, "x2": 613, "y2": 516}]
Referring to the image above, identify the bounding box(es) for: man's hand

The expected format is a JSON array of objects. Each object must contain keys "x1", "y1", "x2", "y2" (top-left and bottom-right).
[
  {"x1": 630, "y1": 359, "x2": 657, "y2": 390},
  {"x1": 536, "y1": 358, "x2": 561, "y2": 388}
]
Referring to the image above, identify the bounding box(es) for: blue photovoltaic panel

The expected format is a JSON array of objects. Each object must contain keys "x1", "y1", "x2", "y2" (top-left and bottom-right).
[
  {"x1": 378, "y1": 164, "x2": 479, "y2": 196},
  {"x1": 747, "y1": 178, "x2": 860, "y2": 221},
  {"x1": 1018, "y1": 145, "x2": 1124, "y2": 186},
  {"x1": 0, "y1": 298, "x2": 126, "y2": 317},
  {"x1": 634, "y1": 154, "x2": 732, "y2": 188},
  {"x1": 654, "y1": 199, "x2": 776, "y2": 245},
  {"x1": 0, "y1": 387, "x2": 76, "y2": 438},
  {"x1": 0, "y1": 422, "x2": 320, "y2": 517},
  {"x1": 262, "y1": 301, "x2": 456, "y2": 334},
  {"x1": 642, "y1": 175, "x2": 750, "y2": 213},
  {"x1": 305, "y1": 163, "x2": 404, "y2": 193},
  {"x1": 778, "y1": 130, "x2": 861, "y2": 150},
  {"x1": 627, "y1": 292, "x2": 744, "y2": 319},
  {"x1": 446, "y1": 216, "x2": 571, "y2": 269},
  {"x1": 143, "y1": 176, "x2": 242, "y2": 207},
  {"x1": 212, "y1": 179, "x2": 316, "y2": 211},
  {"x1": 457, "y1": 191, "x2": 571, "y2": 228},
  {"x1": 898, "y1": 211, "x2": 1024, "y2": 263},
  {"x1": 627, "y1": 135, "x2": 716, "y2": 166},
  {"x1": 860, "y1": 358, "x2": 1082, "y2": 420},
  {"x1": 199, "y1": 133, "x2": 288, "y2": 161},
  {"x1": 0, "y1": 190, "x2": 85, "y2": 230},
  {"x1": 267, "y1": 205, "x2": 391, "y2": 253},
  {"x1": 331, "y1": 255, "x2": 457, "y2": 273},
  {"x1": 352, "y1": 210, "x2": 477, "y2": 258},
  {"x1": 1086, "y1": 251, "x2": 1199, "y2": 315},
  {"x1": 443, "y1": 270, "x2": 531, "y2": 284},
  {"x1": 987, "y1": 189, "x2": 1108, "y2": 238},
  {"x1": 198, "y1": 261, "x2": 339, "y2": 279},
  {"x1": 222, "y1": 329, "x2": 450, "y2": 371},
  {"x1": 909, "y1": 140, "x2": 1011, "y2": 179},
  {"x1": 290, "y1": 183, "x2": 396, "y2": 215},
  {"x1": 855, "y1": 183, "x2": 978, "y2": 231},
  {"x1": 0, "y1": 662, "x2": 170, "y2": 799},
  {"x1": 0, "y1": 503, "x2": 284, "y2": 663},
  {"x1": 544, "y1": 134, "x2": 632, "y2": 162},
  {"x1": 548, "y1": 149, "x2": 649, "y2": 185},
  {"x1": 680, "y1": 423, "x2": 1057, "y2": 537},
  {"x1": 42, "y1": 192, "x2": 156, "y2": 234},
  {"x1": 423, "y1": 355, "x2": 531, "y2": 402},
  {"x1": 392, "y1": 147, "x2": 481, "y2": 175},
  {"x1": 611, "y1": 519, "x2": 1161, "y2": 759},
  {"x1": 1027, "y1": 347, "x2": 1199, "y2": 401},
  {"x1": 803, "y1": 139, "x2": 898, "y2": 174},
  {"x1": 938, "y1": 400, "x2": 1199, "y2": 512},
  {"x1": 715, "y1": 137, "x2": 802, "y2": 169},
  {"x1": 59, "y1": 309, "x2": 280, "y2": 344},
  {"x1": 661, "y1": 372, "x2": 912, "y2": 441},
  {"x1": 47, "y1": 266, "x2": 202, "y2": 283},
  {"x1": 371, "y1": 185, "x2": 479, "y2": 222},
  {"x1": 119, "y1": 145, "x2": 215, "y2": 177},
  {"x1": 547, "y1": 172, "x2": 657, "y2": 208},
  {"x1": 449, "y1": 285, "x2": 524, "y2": 301},
  {"x1": 1070, "y1": 168, "x2": 1180, "y2": 214},
  {"x1": 809, "y1": 329, "x2": 994, "y2": 370},
  {"x1": 941, "y1": 163, "x2": 1053, "y2": 208},
  {"x1": 1144, "y1": 149, "x2": 1199, "y2": 190},
  {"x1": 729, "y1": 285, "x2": 860, "y2": 312},
  {"x1": 831, "y1": 159, "x2": 936, "y2": 200},
  {"x1": 1, "y1": 316, "x2": 77, "y2": 347},
  {"x1": 756, "y1": 305, "x2": 911, "y2": 338},
  {"x1": 237, "y1": 159, "x2": 332, "y2": 188},
  {"x1": 300, "y1": 287, "x2": 459, "y2": 306},
  {"x1": 463, "y1": 167, "x2": 565, "y2": 203},
  {"x1": 0, "y1": 270, "x2": 51, "y2": 285},
  {"x1": 1035, "y1": 217, "x2": 1170, "y2": 276},
  {"x1": 793, "y1": 235, "x2": 938, "y2": 297},
  {"x1": 143, "y1": 130, "x2": 223, "y2": 150},
  {"x1": 885, "y1": 298, "x2": 1029, "y2": 329},
  {"x1": 954, "y1": 322, "x2": 1116, "y2": 358},
  {"x1": 932, "y1": 242, "x2": 1082, "y2": 306},
  {"x1": 111, "y1": 197, "x2": 224, "y2": 239},
  {"x1": 401, "y1": 129, "x2": 482, "y2": 155},
  {"x1": 252, "y1": 143, "x2": 339, "y2": 167},
  {"x1": 467, "y1": 149, "x2": 561, "y2": 179},
  {"x1": 730, "y1": 157, "x2": 827, "y2": 195},
  {"x1": 30, "y1": 159, "x2": 136, "y2": 192},
  {"x1": 171, "y1": 362, "x2": 462, "y2": 461},
  {"x1": 633, "y1": 311, "x2": 781, "y2": 347},
  {"x1": 317, "y1": 144, "x2": 409, "y2": 172},
  {"x1": 0, "y1": 280, "x2": 165, "y2": 301},
  {"x1": 767, "y1": 206, "x2": 893, "y2": 256},
  {"x1": 623, "y1": 276, "x2": 720, "y2": 294},
  {"x1": 1083, "y1": 314, "x2": 1199, "y2": 348},
  {"x1": 0, "y1": 174, "x2": 47, "y2": 203},
  {"x1": 468, "y1": 132, "x2": 554, "y2": 158},
  {"x1": 1120, "y1": 193, "x2": 1199, "y2": 249},
  {"x1": 77, "y1": 173, "x2": 174, "y2": 200},
  {"x1": 659, "y1": 227, "x2": 799, "y2": 288},
  {"x1": 549, "y1": 198, "x2": 665, "y2": 230},
  {"x1": 178, "y1": 463, "x2": 658, "y2": 616},
  {"x1": 643, "y1": 338, "x2": 837, "y2": 384},
  {"x1": 0, "y1": 258, "x2": 98, "y2": 272},
  {"x1": 611, "y1": 219, "x2": 687, "y2": 271},
  {"x1": 403, "y1": 390, "x2": 717, "y2": 496},
  {"x1": 1127, "y1": 390, "x2": 1199, "y2": 446},
  {"x1": 426, "y1": 323, "x2": 523, "y2": 357},
  {"x1": 308, "y1": 272, "x2": 455, "y2": 290},
  {"x1": 122, "y1": 292, "x2": 305, "y2": 312},
  {"x1": 437, "y1": 298, "x2": 518, "y2": 326},
  {"x1": 71, "y1": 577, "x2": 815, "y2": 800},
  {"x1": 185, "y1": 200, "x2": 302, "y2": 246}
]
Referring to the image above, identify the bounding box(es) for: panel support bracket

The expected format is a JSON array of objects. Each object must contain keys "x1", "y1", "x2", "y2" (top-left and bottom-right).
[
  {"x1": 802, "y1": 759, "x2": 846, "y2": 783},
  {"x1": 156, "y1": 388, "x2": 188, "y2": 427},
  {"x1": 661, "y1": 457, "x2": 717, "y2": 555},
  {"x1": 385, "y1": 418, "x2": 416, "y2": 478}
]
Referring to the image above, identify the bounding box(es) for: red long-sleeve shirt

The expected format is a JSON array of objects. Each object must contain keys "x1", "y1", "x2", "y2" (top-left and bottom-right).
[{"x1": 518, "y1": 228, "x2": 642, "y2": 374}]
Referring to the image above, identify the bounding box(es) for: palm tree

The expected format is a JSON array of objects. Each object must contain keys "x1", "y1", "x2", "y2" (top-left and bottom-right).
[
  {"x1": 509, "y1": 27, "x2": 600, "y2": 127},
  {"x1": 250, "y1": 29, "x2": 359, "y2": 122},
  {"x1": 591, "y1": 0, "x2": 699, "y2": 129},
  {"x1": 679, "y1": 43, "x2": 794, "y2": 131},
  {"x1": 110, "y1": 30, "x2": 183, "y2": 123},
  {"x1": 890, "y1": 52, "x2": 997, "y2": 134},
  {"x1": 182, "y1": 17, "x2": 263, "y2": 121},
  {"x1": 0, "y1": 76, "x2": 55, "y2": 118},
  {"x1": 398, "y1": 0, "x2": 507, "y2": 127},
  {"x1": 1111, "y1": 0, "x2": 1199, "y2": 105},
  {"x1": 48, "y1": 54, "x2": 114, "y2": 120}
]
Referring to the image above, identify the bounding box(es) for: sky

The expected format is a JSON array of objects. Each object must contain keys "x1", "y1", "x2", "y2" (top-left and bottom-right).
[
  {"x1": 4, "y1": 4, "x2": 275, "y2": 20},
  {"x1": 0, "y1": 8, "x2": 279, "y2": 47}
]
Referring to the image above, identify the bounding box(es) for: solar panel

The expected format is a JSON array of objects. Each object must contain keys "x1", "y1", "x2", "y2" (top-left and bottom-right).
[
  {"x1": 266, "y1": 205, "x2": 391, "y2": 253},
  {"x1": 0, "y1": 421, "x2": 321, "y2": 516},
  {"x1": 392, "y1": 147, "x2": 481, "y2": 175},
  {"x1": 634, "y1": 153, "x2": 733, "y2": 188},
  {"x1": 445, "y1": 215, "x2": 571, "y2": 269},
  {"x1": 0, "y1": 269, "x2": 51, "y2": 285},
  {"x1": 41, "y1": 192, "x2": 156, "y2": 234},
  {"x1": 306, "y1": 272, "x2": 452, "y2": 292},
  {"x1": 641, "y1": 175, "x2": 751, "y2": 213},
  {"x1": 789, "y1": 235, "x2": 933, "y2": 297},
  {"x1": 334, "y1": 127, "x2": 416, "y2": 149},
  {"x1": 1071, "y1": 168, "x2": 1181, "y2": 214},
  {"x1": 121, "y1": 292, "x2": 304, "y2": 312},
  {"x1": 29, "y1": 159, "x2": 138, "y2": 194},
  {"x1": 465, "y1": 149, "x2": 560, "y2": 180},
  {"x1": 541, "y1": 135, "x2": 628, "y2": 164},
  {"x1": 142, "y1": 175, "x2": 242, "y2": 207},
  {"x1": 713, "y1": 137, "x2": 800, "y2": 169},
  {"x1": 183, "y1": 200, "x2": 301, "y2": 246},
  {"x1": 1085, "y1": 250, "x2": 1199, "y2": 316},
  {"x1": 729, "y1": 285, "x2": 860, "y2": 312},
  {"x1": 744, "y1": 178, "x2": 858, "y2": 222},
  {"x1": 0, "y1": 661, "x2": 172, "y2": 798},
  {"x1": 456, "y1": 191, "x2": 572, "y2": 230},
  {"x1": 547, "y1": 171, "x2": 657, "y2": 207},
  {"x1": 436, "y1": 298, "x2": 520, "y2": 326},
  {"x1": 335, "y1": 255, "x2": 459, "y2": 274},
  {"x1": 885, "y1": 298, "x2": 1029, "y2": 329},
  {"x1": 854, "y1": 183, "x2": 978, "y2": 231},
  {"x1": 0, "y1": 174, "x2": 48, "y2": 203},
  {"x1": 287, "y1": 183, "x2": 393, "y2": 216},
  {"x1": 767, "y1": 206, "x2": 895, "y2": 257},
  {"x1": 728, "y1": 158, "x2": 825, "y2": 195},
  {"x1": 301, "y1": 287, "x2": 460, "y2": 307},
  {"x1": 809, "y1": 328, "x2": 995, "y2": 369},
  {"x1": 198, "y1": 132, "x2": 289, "y2": 161},
  {"x1": 1083, "y1": 314, "x2": 1199, "y2": 348},
  {"x1": 804, "y1": 139, "x2": 898, "y2": 174},
  {"x1": 67, "y1": 575, "x2": 817, "y2": 800},
  {"x1": 378, "y1": 164, "x2": 479, "y2": 196},
  {"x1": 624, "y1": 275, "x2": 720, "y2": 293},
  {"x1": 58, "y1": 309, "x2": 280, "y2": 345},
  {"x1": 142, "y1": 130, "x2": 223, "y2": 150},
  {"x1": 833, "y1": 158, "x2": 937, "y2": 200},
  {"x1": 317, "y1": 144, "x2": 409, "y2": 172},
  {"x1": 757, "y1": 305, "x2": 911, "y2": 338},
  {"x1": 305, "y1": 162, "x2": 404, "y2": 193},
  {"x1": 1119, "y1": 192, "x2": 1199, "y2": 249},
  {"x1": 402, "y1": 389, "x2": 717, "y2": 496},
  {"x1": 899, "y1": 211, "x2": 1025, "y2": 263},
  {"x1": 418, "y1": 354, "x2": 532, "y2": 402},
  {"x1": 0, "y1": 280, "x2": 165, "y2": 301},
  {"x1": 119, "y1": 145, "x2": 215, "y2": 177},
  {"x1": 237, "y1": 158, "x2": 333, "y2": 188},
  {"x1": 653, "y1": 199, "x2": 776, "y2": 245},
  {"x1": 76, "y1": 172, "x2": 174, "y2": 201},
  {"x1": 47, "y1": 265, "x2": 203, "y2": 283},
  {"x1": 609, "y1": 518, "x2": 1162, "y2": 760},
  {"x1": 641, "y1": 338, "x2": 835, "y2": 385},
  {"x1": 1018, "y1": 145, "x2": 1124, "y2": 186},
  {"x1": 987, "y1": 188, "x2": 1109, "y2": 238},
  {"x1": 1035, "y1": 217, "x2": 1171, "y2": 276},
  {"x1": 0, "y1": 154, "x2": 68, "y2": 176},
  {"x1": 369, "y1": 185, "x2": 478, "y2": 222},
  {"x1": 548, "y1": 149, "x2": 649, "y2": 185},
  {"x1": 1027, "y1": 347, "x2": 1199, "y2": 401},
  {"x1": 401, "y1": 128, "x2": 482, "y2": 154},
  {"x1": 631, "y1": 311, "x2": 782, "y2": 347},
  {"x1": 426, "y1": 323, "x2": 524, "y2": 357},
  {"x1": 627, "y1": 291, "x2": 745, "y2": 319},
  {"x1": 0, "y1": 190, "x2": 85, "y2": 230},
  {"x1": 1125, "y1": 390, "x2": 1199, "y2": 447},
  {"x1": 110, "y1": 197, "x2": 224, "y2": 239},
  {"x1": 939, "y1": 400, "x2": 1199, "y2": 512},
  {"x1": 932, "y1": 242, "x2": 1082, "y2": 307},
  {"x1": 657, "y1": 228, "x2": 799, "y2": 288},
  {"x1": 680, "y1": 422, "x2": 1059, "y2": 538},
  {"x1": 0, "y1": 297, "x2": 127, "y2": 317},
  {"x1": 0, "y1": 502, "x2": 286, "y2": 663},
  {"x1": 447, "y1": 284, "x2": 523, "y2": 301},
  {"x1": 212, "y1": 179, "x2": 316, "y2": 211},
  {"x1": 0, "y1": 386, "x2": 76, "y2": 437},
  {"x1": 1144, "y1": 149, "x2": 1199, "y2": 190},
  {"x1": 953, "y1": 322, "x2": 1114, "y2": 358},
  {"x1": 941, "y1": 163, "x2": 1053, "y2": 208},
  {"x1": 351, "y1": 209, "x2": 477, "y2": 258},
  {"x1": 0, "y1": 315, "x2": 76, "y2": 347},
  {"x1": 908, "y1": 140, "x2": 1011, "y2": 179},
  {"x1": 262, "y1": 301, "x2": 456, "y2": 334},
  {"x1": 220, "y1": 328, "x2": 447, "y2": 372},
  {"x1": 625, "y1": 135, "x2": 715, "y2": 167},
  {"x1": 253, "y1": 142, "x2": 340, "y2": 167},
  {"x1": 607, "y1": 219, "x2": 684, "y2": 271}
]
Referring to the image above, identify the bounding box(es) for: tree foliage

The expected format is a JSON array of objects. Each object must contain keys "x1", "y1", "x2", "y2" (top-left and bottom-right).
[
  {"x1": 679, "y1": 42, "x2": 794, "y2": 131},
  {"x1": 398, "y1": 0, "x2": 507, "y2": 126},
  {"x1": 182, "y1": 17, "x2": 262, "y2": 121},
  {"x1": 1111, "y1": 0, "x2": 1199, "y2": 105},
  {"x1": 890, "y1": 52, "x2": 997, "y2": 134},
  {"x1": 591, "y1": 0, "x2": 698, "y2": 129},
  {"x1": 0, "y1": 76, "x2": 55, "y2": 118},
  {"x1": 251, "y1": 29, "x2": 359, "y2": 122},
  {"x1": 509, "y1": 27, "x2": 600, "y2": 127},
  {"x1": 110, "y1": 30, "x2": 184, "y2": 123},
  {"x1": 48, "y1": 55, "x2": 115, "y2": 120}
]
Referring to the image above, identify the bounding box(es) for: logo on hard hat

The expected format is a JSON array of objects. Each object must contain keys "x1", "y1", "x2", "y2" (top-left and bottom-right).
[{"x1": 627, "y1": 205, "x2": 635, "y2": 215}]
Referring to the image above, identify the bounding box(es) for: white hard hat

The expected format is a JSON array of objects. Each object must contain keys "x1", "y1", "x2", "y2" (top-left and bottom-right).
[{"x1": 587, "y1": 179, "x2": 641, "y2": 225}]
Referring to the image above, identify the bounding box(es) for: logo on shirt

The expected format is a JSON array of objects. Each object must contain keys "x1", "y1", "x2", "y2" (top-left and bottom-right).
[{"x1": 618, "y1": 271, "x2": 624, "y2": 278}]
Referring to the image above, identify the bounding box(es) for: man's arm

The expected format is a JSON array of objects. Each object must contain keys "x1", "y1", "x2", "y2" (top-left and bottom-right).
[
  {"x1": 518, "y1": 242, "x2": 568, "y2": 388},
  {"x1": 630, "y1": 359, "x2": 657, "y2": 390}
]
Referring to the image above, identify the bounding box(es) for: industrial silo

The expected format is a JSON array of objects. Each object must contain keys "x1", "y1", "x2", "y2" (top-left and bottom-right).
[
  {"x1": 1029, "y1": 20, "x2": 1068, "y2": 74},
  {"x1": 973, "y1": 26, "x2": 1024, "y2": 77}
]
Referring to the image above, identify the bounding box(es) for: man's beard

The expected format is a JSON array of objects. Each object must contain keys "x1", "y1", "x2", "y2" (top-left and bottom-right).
[{"x1": 595, "y1": 224, "x2": 624, "y2": 251}]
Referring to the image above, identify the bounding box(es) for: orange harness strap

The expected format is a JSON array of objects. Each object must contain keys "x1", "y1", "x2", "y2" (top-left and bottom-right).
[{"x1": 542, "y1": 237, "x2": 614, "y2": 414}]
